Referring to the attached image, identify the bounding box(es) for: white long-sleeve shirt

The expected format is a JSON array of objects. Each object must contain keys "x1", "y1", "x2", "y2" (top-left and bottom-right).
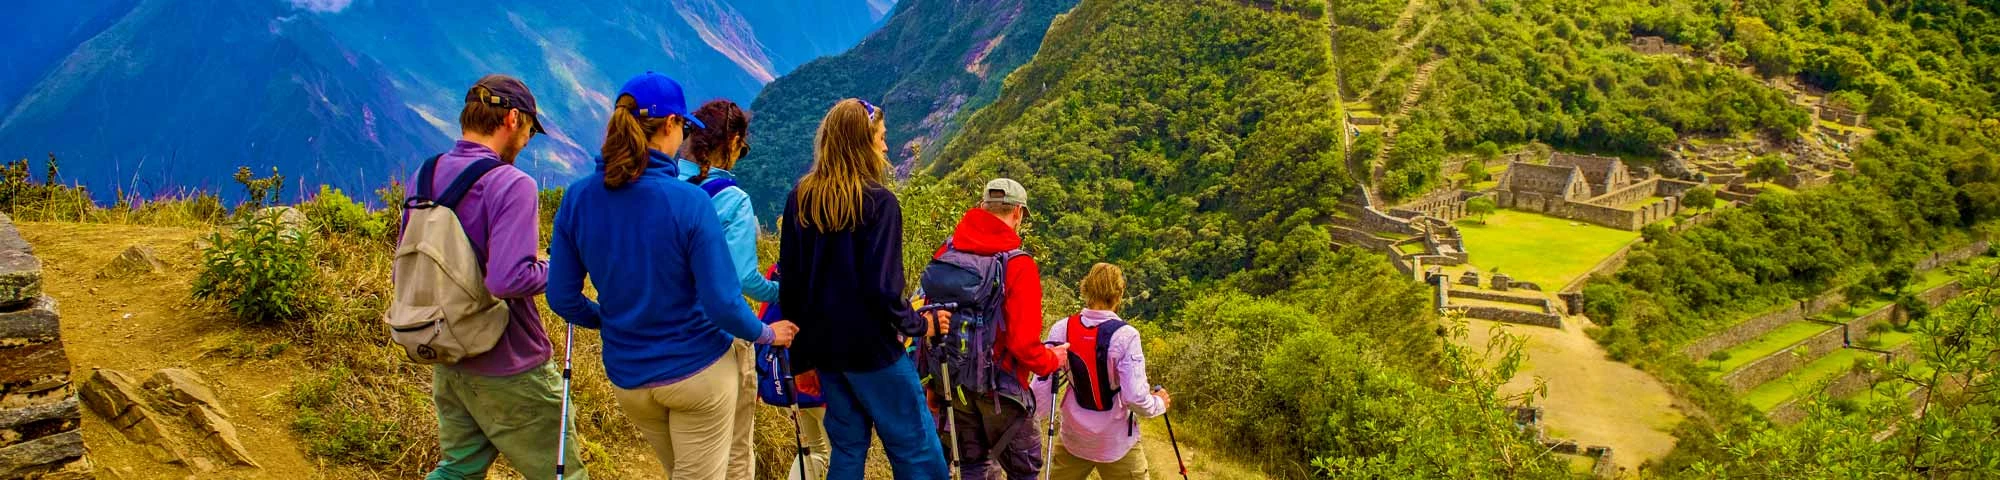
[{"x1": 1034, "y1": 309, "x2": 1168, "y2": 463}]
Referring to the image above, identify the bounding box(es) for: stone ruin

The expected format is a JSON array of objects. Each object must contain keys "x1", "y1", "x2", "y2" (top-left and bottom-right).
[
  {"x1": 1459, "y1": 271, "x2": 1481, "y2": 287},
  {"x1": 1630, "y1": 36, "x2": 1676, "y2": 55},
  {"x1": 1492, "y1": 152, "x2": 1693, "y2": 231},
  {"x1": 0, "y1": 214, "x2": 91, "y2": 479},
  {"x1": 1490, "y1": 272, "x2": 1514, "y2": 291}
]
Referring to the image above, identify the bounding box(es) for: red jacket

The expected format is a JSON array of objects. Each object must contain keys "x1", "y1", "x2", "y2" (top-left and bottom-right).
[{"x1": 934, "y1": 208, "x2": 1062, "y2": 389}]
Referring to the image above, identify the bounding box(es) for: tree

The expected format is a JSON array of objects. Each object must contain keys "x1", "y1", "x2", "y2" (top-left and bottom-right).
[
  {"x1": 1682, "y1": 185, "x2": 1717, "y2": 210},
  {"x1": 1748, "y1": 155, "x2": 1791, "y2": 183},
  {"x1": 1465, "y1": 196, "x2": 1497, "y2": 223},
  {"x1": 1461, "y1": 161, "x2": 1490, "y2": 185}
]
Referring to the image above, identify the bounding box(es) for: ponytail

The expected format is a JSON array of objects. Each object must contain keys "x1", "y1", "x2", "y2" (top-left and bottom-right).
[{"x1": 601, "y1": 95, "x2": 654, "y2": 189}]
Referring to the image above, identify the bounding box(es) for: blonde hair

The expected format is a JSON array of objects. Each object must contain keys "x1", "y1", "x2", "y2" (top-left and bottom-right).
[
  {"x1": 601, "y1": 94, "x2": 672, "y2": 189},
  {"x1": 796, "y1": 99, "x2": 888, "y2": 232},
  {"x1": 1081, "y1": 263, "x2": 1126, "y2": 311}
]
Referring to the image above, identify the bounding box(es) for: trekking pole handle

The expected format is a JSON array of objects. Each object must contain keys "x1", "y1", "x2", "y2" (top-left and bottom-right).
[{"x1": 917, "y1": 302, "x2": 958, "y2": 313}]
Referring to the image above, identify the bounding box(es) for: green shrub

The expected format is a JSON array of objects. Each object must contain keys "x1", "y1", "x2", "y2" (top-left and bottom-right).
[
  {"x1": 192, "y1": 213, "x2": 324, "y2": 324},
  {"x1": 300, "y1": 185, "x2": 386, "y2": 239}
]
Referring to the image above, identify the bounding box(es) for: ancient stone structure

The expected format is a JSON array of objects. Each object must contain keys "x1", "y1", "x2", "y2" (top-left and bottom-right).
[
  {"x1": 1818, "y1": 105, "x2": 1866, "y2": 127},
  {"x1": 1550, "y1": 153, "x2": 1633, "y2": 196},
  {"x1": 1490, "y1": 273, "x2": 1514, "y2": 291},
  {"x1": 1459, "y1": 271, "x2": 1481, "y2": 287},
  {"x1": 1630, "y1": 36, "x2": 1673, "y2": 55},
  {"x1": 0, "y1": 214, "x2": 90, "y2": 479},
  {"x1": 1492, "y1": 153, "x2": 1691, "y2": 231},
  {"x1": 1345, "y1": 113, "x2": 1383, "y2": 126},
  {"x1": 1683, "y1": 290, "x2": 1848, "y2": 362}
]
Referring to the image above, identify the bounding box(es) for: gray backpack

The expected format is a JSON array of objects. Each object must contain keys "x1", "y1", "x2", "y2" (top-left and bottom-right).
[
  {"x1": 384, "y1": 156, "x2": 509, "y2": 365},
  {"x1": 918, "y1": 241, "x2": 1029, "y2": 402}
]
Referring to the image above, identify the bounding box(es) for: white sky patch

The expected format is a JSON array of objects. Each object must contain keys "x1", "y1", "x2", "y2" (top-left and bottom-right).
[{"x1": 287, "y1": 0, "x2": 353, "y2": 13}]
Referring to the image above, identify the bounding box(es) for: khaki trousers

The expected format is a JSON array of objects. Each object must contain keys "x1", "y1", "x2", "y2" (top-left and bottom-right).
[
  {"x1": 1049, "y1": 443, "x2": 1150, "y2": 480},
  {"x1": 613, "y1": 342, "x2": 753, "y2": 479}
]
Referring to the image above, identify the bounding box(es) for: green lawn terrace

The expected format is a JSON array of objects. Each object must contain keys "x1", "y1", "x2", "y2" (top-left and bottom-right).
[
  {"x1": 1744, "y1": 348, "x2": 1886, "y2": 413},
  {"x1": 1703, "y1": 321, "x2": 1838, "y2": 374},
  {"x1": 1451, "y1": 210, "x2": 1641, "y2": 291}
]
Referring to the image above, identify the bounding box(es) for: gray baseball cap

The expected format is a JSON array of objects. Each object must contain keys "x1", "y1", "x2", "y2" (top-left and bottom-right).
[{"x1": 982, "y1": 178, "x2": 1028, "y2": 207}]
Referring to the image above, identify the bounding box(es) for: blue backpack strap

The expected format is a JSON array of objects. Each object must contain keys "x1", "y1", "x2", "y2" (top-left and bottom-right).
[
  {"x1": 414, "y1": 154, "x2": 445, "y2": 200},
  {"x1": 698, "y1": 177, "x2": 739, "y2": 198},
  {"x1": 1097, "y1": 319, "x2": 1126, "y2": 398},
  {"x1": 435, "y1": 158, "x2": 506, "y2": 209}
]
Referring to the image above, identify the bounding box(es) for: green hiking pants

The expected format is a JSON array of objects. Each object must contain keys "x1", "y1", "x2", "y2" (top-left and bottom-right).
[{"x1": 427, "y1": 363, "x2": 588, "y2": 480}]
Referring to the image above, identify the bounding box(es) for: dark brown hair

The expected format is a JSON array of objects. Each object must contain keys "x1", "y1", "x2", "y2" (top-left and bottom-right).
[
  {"x1": 687, "y1": 100, "x2": 750, "y2": 184},
  {"x1": 601, "y1": 94, "x2": 671, "y2": 189}
]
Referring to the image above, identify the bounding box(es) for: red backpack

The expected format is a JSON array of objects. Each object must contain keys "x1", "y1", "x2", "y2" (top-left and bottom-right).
[{"x1": 1064, "y1": 314, "x2": 1129, "y2": 412}]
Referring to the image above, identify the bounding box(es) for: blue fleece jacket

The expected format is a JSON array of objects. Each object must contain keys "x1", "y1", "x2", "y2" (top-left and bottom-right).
[
  {"x1": 547, "y1": 149, "x2": 772, "y2": 389},
  {"x1": 676, "y1": 159, "x2": 780, "y2": 302}
]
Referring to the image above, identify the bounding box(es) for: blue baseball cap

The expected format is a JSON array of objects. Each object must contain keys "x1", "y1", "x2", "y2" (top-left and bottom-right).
[{"x1": 619, "y1": 71, "x2": 706, "y2": 130}]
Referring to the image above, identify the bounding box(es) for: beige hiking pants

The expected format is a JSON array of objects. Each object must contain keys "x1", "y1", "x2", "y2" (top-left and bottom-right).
[{"x1": 613, "y1": 341, "x2": 755, "y2": 479}]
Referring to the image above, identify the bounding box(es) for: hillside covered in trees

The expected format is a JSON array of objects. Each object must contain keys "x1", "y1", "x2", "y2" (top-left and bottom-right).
[{"x1": 736, "y1": 0, "x2": 1077, "y2": 220}]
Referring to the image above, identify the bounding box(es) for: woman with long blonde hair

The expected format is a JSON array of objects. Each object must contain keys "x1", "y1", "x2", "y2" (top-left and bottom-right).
[{"x1": 778, "y1": 99, "x2": 950, "y2": 479}]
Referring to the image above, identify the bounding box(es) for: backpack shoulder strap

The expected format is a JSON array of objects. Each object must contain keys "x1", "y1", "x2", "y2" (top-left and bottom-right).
[
  {"x1": 414, "y1": 154, "x2": 445, "y2": 200},
  {"x1": 435, "y1": 158, "x2": 506, "y2": 209},
  {"x1": 698, "y1": 177, "x2": 739, "y2": 198}
]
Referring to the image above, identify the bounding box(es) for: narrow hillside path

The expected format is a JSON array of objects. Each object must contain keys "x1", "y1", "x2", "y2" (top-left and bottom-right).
[
  {"x1": 1464, "y1": 317, "x2": 1682, "y2": 476},
  {"x1": 1372, "y1": 58, "x2": 1443, "y2": 188},
  {"x1": 23, "y1": 222, "x2": 320, "y2": 480}
]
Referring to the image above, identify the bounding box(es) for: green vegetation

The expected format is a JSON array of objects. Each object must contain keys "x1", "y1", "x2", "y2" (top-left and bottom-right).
[
  {"x1": 911, "y1": 1, "x2": 1563, "y2": 476},
  {"x1": 737, "y1": 0, "x2": 1079, "y2": 221},
  {"x1": 1453, "y1": 210, "x2": 1640, "y2": 289},
  {"x1": 1740, "y1": 348, "x2": 1879, "y2": 411},
  {"x1": 1706, "y1": 321, "x2": 1837, "y2": 374},
  {"x1": 192, "y1": 213, "x2": 325, "y2": 325}
]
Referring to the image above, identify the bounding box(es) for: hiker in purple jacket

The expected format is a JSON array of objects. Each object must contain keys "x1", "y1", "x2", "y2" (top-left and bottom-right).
[{"x1": 397, "y1": 74, "x2": 586, "y2": 480}]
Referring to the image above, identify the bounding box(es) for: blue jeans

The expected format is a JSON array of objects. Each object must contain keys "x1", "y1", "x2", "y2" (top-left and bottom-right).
[{"x1": 822, "y1": 354, "x2": 949, "y2": 480}]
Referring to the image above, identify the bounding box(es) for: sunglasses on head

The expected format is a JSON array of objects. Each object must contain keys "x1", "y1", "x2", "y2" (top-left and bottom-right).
[{"x1": 857, "y1": 99, "x2": 880, "y2": 122}]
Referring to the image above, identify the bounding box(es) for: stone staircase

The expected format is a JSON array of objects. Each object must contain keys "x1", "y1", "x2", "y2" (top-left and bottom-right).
[{"x1": 1372, "y1": 59, "x2": 1442, "y2": 187}]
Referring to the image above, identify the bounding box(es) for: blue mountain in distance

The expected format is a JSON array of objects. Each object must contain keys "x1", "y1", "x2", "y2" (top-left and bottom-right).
[{"x1": 0, "y1": 0, "x2": 892, "y2": 203}]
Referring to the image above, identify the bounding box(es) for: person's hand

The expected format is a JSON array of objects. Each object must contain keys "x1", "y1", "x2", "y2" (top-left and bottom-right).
[
  {"x1": 1047, "y1": 343, "x2": 1070, "y2": 369},
  {"x1": 923, "y1": 310, "x2": 953, "y2": 338},
  {"x1": 770, "y1": 320, "x2": 799, "y2": 347},
  {"x1": 1154, "y1": 387, "x2": 1172, "y2": 410}
]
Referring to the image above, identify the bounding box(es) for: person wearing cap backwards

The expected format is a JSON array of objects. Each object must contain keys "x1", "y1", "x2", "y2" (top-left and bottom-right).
[
  {"x1": 404, "y1": 75, "x2": 585, "y2": 479},
  {"x1": 546, "y1": 72, "x2": 799, "y2": 478},
  {"x1": 929, "y1": 178, "x2": 1068, "y2": 480},
  {"x1": 779, "y1": 99, "x2": 952, "y2": 479}
]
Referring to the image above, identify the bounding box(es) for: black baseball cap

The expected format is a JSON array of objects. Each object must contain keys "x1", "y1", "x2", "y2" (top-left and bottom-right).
[{"x1": 466, "y1": 74, "x2": 547, "y2": 134}]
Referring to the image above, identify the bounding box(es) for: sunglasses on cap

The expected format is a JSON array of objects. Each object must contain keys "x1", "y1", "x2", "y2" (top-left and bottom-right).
[{"x1": 857, "y1": 99, "x2": 880, "y2": 122}]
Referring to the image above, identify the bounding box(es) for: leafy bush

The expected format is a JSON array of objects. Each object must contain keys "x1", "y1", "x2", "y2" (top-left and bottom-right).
[
  {"x1": 192, "y1": 213, "x2": 324, "y2": 324},
  {"x1": 300, "y1": 185, "x2": 386, "y2": 239}
]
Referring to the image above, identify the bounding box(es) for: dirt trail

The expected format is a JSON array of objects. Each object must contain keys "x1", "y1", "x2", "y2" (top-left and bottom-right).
[
  {"x1": 1465, "y1": 317, "x2": 1682, "y2": 475},
  {"x1": 22, "y1": 222, "x2": 320, "y2": 479}
]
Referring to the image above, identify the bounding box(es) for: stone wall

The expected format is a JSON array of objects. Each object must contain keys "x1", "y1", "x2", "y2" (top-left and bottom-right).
[
  {"x1": 1684, "y1": 303, "x2": 1808, "y2": 362},
  {"x1": 1585, "y1": 178, "x2": 1660, "y2": 208},
  {"x1": 1460, "y1": 306, "x2": 1564, "y2": 328},
  {"x1": 1353, "y1": 207, "x2": 1423, "y2": 236},
  {"x1": 1917, "y1": 241, "x2": 1990, "y2": 272},
  {"x1": 1818, "y1": 106, "x2": 1866, "y2": 127},
  {"x1": 1918, "y1": 281, "x2": 1963, "y2": 308},
  {"x1": 0, "y1": 214, "x2": 90, "y2": 478},
  {"x1": 1347, "y1": 114, "x2": 1384, "y2": 126},
  {"x1": 1719, "y1": 323, "x2": 1845, "y2": 393},
  {"x1": 1330, "y1": 226, "x2": 1395, "y2": 250},
  {"x1": 1768, "y1": 351, "x2": 1889, "y2": 424},
  {"x1": 1654, "y1": 178, "x2": 1703, "y2": 198},
  {"x1": 1451, "y1": 289, "x2": 1554, "y2": 311},
  {"x1": 1843, "y1": 303, "x2": 1899, "y2": 339},
  {"x1": 1561, "y1": 241, "x2": 1637, "y2": 294}
]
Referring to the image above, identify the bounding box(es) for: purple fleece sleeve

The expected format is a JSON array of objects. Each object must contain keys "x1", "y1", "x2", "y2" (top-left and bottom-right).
[{"x1": 484, "y1": 174, "x2": 549, "y2": 298}]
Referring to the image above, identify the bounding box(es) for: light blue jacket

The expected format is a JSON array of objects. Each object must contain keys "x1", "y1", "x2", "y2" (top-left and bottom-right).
[{"x1": 678, "y1": 159, "x2": 781, "y2": 302}]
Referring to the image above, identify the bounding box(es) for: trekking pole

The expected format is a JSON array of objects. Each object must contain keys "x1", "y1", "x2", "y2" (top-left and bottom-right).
[
  {"x1": 917, "y1": 302, "x2": 960, "y2": 480},
  {"x1": 555, "y1": 323, "x2": 575, "y2": 480},
  {"x1": 778, "y1": 348, "x2": 809, "y2": 480},
  {"x1": 1155, "y1": 385, "x2": 1187, "y2": 480},
  {"x1": 1039, "y1": 368, "x2": 1063, "y2": 480}
]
